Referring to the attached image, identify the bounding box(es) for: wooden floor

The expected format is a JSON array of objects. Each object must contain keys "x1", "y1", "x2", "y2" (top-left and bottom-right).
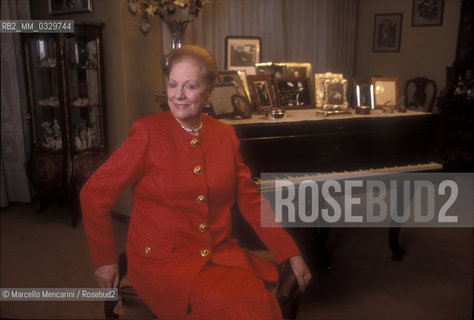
[{"x1": 1, "y1": 200, "x2": 472, "y2": 319}]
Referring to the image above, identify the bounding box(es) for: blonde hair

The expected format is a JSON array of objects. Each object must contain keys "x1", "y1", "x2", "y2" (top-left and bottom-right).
[{"x1": 166, "y1": 45, "x2": 218, "y2": 85}]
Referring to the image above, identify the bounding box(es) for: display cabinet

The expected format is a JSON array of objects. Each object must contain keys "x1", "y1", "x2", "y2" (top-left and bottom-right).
[{"x1": 23, "y1": 23, "x2": 107, "y2": 226}]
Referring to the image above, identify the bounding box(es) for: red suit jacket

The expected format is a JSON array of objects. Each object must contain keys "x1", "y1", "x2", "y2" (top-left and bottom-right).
[{"x1": 80, "y1": 112, "x2": 300, "y2": 318}]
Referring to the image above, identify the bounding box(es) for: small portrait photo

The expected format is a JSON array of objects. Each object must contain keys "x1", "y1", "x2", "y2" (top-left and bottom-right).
[
  {"x1": 373, "y1": 13, "x2": 403, "y2": 52},
  {"x1": 247, "y1": 75, "x2": 276, "y2": 114},
  {"x1": 327, "y1": 84, "x2": 344, "y2": 105},
  {"x1": 49, "y1": 0, "x2": 93, "y2": 14},
  {"x1": 255, "y1": 81, "x2": 272, "y2": 107},
  {"x1": 274, "y1": 78, "x2": 313, "y2": 109},
  {"x1": 412, "y1": 0, "x2": 444, "y2": 26},
  {"x1": 353, "y1": 80, "x2": 374, "y2": 108}
]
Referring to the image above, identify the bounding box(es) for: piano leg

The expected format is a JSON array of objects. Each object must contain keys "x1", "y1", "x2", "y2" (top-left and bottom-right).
[
  {"x1": 315, "y1": 227, "x2": 335, "y2": 270},
  {"x1": 388, "y1": 226, "x2": 406, "y2": 261}
]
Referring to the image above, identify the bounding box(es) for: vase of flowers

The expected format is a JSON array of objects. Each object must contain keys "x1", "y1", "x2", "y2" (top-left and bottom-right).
[{"x1": 131, "y1": 0, "x2": 209, "y2": 73}]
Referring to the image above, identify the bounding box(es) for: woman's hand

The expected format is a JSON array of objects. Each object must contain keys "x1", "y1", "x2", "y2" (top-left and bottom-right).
[
  {"x1": 94, "y1": 263, "x2": 119, "y2": 288},
  {"x1": 289, "y1": 255, "x2": 312, "y2": 292}
]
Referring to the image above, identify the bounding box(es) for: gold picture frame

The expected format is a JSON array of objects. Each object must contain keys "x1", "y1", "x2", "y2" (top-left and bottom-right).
[
  {"x1": 371, "y1": 77, "x2": 399, "y2": 109},
  {"x1": 315, "y1": 72, "x2": 343, "y2": 108},
  {"x1": 281, "y1": 62, "x2": 313, "y2": 79},
  {"x1": 322, "y1": 78, "x2": 348, "y2": 110}
]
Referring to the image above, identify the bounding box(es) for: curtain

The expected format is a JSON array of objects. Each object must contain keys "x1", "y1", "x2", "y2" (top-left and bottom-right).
[
  {"x1": 1, "y1": 0, "x2": 32, "y2": 207},
  {"x1": 180, "y1": 0, "x2": 357, "y2": 78}
]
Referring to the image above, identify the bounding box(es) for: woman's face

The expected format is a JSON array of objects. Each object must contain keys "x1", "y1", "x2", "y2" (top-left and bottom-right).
[{"x1": 167, "y1": 60, "x2": 210, "y2": 128}]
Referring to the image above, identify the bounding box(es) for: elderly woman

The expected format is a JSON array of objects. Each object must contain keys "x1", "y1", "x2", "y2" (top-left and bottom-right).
[{"x1": 81, "y1": 45, "x2": 311, "y2": 319}]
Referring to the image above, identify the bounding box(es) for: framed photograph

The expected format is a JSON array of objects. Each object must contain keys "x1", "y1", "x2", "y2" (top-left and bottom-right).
[
  {"x1": 323, "y1": 78, "x2": 348, "y2": 110},
  {"x1": 281, "y1": 62, "x2": 313, "y2": 79},
  {"x1": 373, "y1": 13, "x2": 403, "y2": 52},
  {"x1": 231, "y1": 94, "x2": 252, "y2": 119},
  {"x1": 237, "y1": 70, "x2": 251, "y2": 104},
  {"x1": 217, "y1": 70, "x2": 250, "y2": 103},
  {"x1": 211, "y1": 83, "x2": 239, "y2": 118},
  {"x1": 225, "y1": 36, "x2": 262, "y2": 75},
  {"x1": 49, "y1": 0, "x2": 93, "y2": 15},
  {"x1": 274, "y1": 78, "x2": 314, "y2": 109},
  {"x1": 247, "y1": 75, "x2": 277, "y2": 114},
  {"x1": 255, "y1": 62, "x2": 286, "y2": 80},
  {"x1": 315, "y1": 72, "x2": 343, "y2": 108},
  {"x1": 412, "y1": 0, "x2": 444, "y2": 26},
  {"x1": 371, "y1": 77, "x2": 399, "y2": 109},
  {"x1": 353, "y1": 80, "x2": 375, "y2": 109}
]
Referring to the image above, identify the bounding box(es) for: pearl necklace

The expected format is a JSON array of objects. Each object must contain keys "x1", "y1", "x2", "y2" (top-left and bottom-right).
[{"x1": 180, "y1": 120, "x2": 203, "y2": 135}]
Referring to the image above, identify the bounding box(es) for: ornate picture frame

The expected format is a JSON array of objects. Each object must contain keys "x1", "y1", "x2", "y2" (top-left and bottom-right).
[
  {"x1": 247, "y1": 75, "x2": 277, "y2": 114},
  {"x1": 49, "y1": 0, "x2": 93, "y2": 15},
  {"x1": 371, "y1": 77, "x2": 400, "y2": 109},
  {"x1": 225, "y1": 36, "x2": 262, "y2": 75},
  {"x1": 315, "y1": 72, "x2": 343, "y2": 108},
  {"x1": 373, "y1": 13, "x2": 403, "y2": 52},
  {"x1": 323, "y1": 78, "x2": 348, "y2": 110},
  {"x1": 274, "y1": 78, "x2": 314, "y2": 109},
  {"x1": 412, "y1": 0, "x2": 444, "y2": 26}
]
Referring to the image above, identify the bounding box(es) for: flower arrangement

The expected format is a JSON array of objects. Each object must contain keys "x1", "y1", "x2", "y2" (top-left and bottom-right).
[{"x1": 133, "y1": 0, "x2": 209, "y2": 23}]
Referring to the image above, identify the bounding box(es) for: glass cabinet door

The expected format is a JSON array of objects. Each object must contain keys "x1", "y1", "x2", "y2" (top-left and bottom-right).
[
  {"x1": 25, "y1": 36, "x2": 63, "y2": 151},
  {"x1": 64, "y1": 33, "x2": 103, "y2": 152}
]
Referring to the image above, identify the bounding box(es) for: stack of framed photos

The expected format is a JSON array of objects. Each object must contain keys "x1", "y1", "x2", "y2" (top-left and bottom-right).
[
  {"x1": 212, "y1": 70, "x2": 252, "y2": 119},
  {"x1": 246, "y1": 62, "x2": 315, "y2": 114},
  {"x1": 224, "y1": 36, "x2": 318, "y2": 116},
  {"x1": 223, "y1": 35, "x2": 402, "y2": 118}
]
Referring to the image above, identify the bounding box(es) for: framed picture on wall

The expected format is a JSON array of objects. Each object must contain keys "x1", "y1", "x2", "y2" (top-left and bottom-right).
[
  {"x1": 225, "y1": 36, "x2": 262, "y2": 75},
  {"x1": 49, "y1": 0, "x2": 93, "y2": 15},
  {"x1": 411, "y1": 0, "x2": 444, "y2": 26},
  {"x1": 373, "y1": 13, "x2": 403, "y2": 52}
]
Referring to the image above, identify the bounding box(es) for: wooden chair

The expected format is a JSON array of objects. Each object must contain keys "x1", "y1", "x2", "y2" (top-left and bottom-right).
[
  {"x1": 404, "y1": 77, "x2": 437, "y2": 112},
  {"x1": 104, "y1": 251, "x2": 302, "y2": 319}
]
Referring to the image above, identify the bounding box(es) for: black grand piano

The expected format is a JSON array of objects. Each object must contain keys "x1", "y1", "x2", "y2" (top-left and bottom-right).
[{"x1": 222, "y1": 109, "x2": 443, "y2": 265}]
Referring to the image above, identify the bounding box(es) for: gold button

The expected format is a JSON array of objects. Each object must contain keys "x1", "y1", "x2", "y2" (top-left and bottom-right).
[
  {"x1": 190, "y1": 138, "x2": 199, "y2": 147},
  {"x1": 145, "y1": 247, "x2": 152, "y2": 254},
  {"x1": 200, "y1": 249, "x2": 209, "y2": 257},
  {"x1": 198, "y1": 223, "x2": 208, "y2": 232},
  {"x1": 193, "y1": 166, "x2": 202, "y2": 175},
  {"x1": 197, "y1": 195, "x2": 206, "y2": 204}
]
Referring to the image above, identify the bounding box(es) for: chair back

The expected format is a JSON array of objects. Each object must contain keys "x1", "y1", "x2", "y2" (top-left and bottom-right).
[{"x1": 404, "y1": 77, "x2": 437, "y2": 112}]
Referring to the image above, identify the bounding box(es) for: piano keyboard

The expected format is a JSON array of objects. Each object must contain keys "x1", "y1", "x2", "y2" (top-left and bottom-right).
[{"x1": 256, "y1": 162, "x2": 443, "y2": 191}]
